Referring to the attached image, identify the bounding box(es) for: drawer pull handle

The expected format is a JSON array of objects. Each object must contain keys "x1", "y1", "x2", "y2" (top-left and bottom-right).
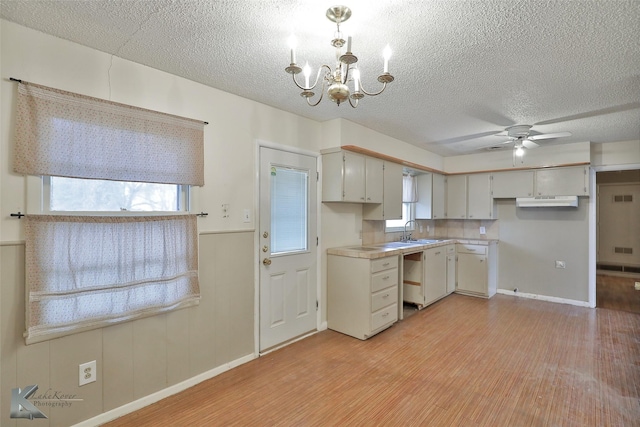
[
  {"x1": 383, "y1": 294, "x2": 389, "y2": 298},
  {"x1": 435, "y1": 251, "x2": 441, "y2": 255},
  {"x1": 382, "y1": 312, "x2": 389, "y2": 317},
  {"x1": 383, "y1": 276, "x2": 390, "y2": 280},
  {"x1": 382, "y1": 262, "x2": 390, "y2": 267}
]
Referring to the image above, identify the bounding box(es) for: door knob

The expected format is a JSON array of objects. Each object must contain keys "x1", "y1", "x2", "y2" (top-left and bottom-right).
[
  {"x1": 263, "y1": 231, "x2": 269, "y2": 238},
  {"x1": 263, "y1": 258, "x2": 272, "y2": 266},
  {"x1": 262, "y1": 245, "x2": 269, "y2": 252}
]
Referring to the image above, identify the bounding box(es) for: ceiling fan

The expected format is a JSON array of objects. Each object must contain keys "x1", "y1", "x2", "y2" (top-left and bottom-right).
[
  {"x1": 491, "y1": 125, "x2": 572, "y2": 150},
  {"x1": 488, "y1": 125, "x2": 572, "y2": 164}
]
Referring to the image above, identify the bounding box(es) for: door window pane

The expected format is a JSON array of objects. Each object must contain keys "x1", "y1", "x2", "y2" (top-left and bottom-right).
[{"x1": 271, "y1": 167, "x2": 308, "y2": 254}]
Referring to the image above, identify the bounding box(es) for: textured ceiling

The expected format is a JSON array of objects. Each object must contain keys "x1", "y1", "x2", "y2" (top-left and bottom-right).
[{"x1": 1, "y1": 0, "x2": 639, "y2": 156}]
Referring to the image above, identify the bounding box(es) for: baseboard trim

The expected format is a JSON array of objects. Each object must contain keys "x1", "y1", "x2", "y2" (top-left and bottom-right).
[
  {"x1": 71, "y1": 353, "x2": 256, "y2": 427},
  {"x1": 497, "y1": 289, "x2": 591, "y2": 308}
]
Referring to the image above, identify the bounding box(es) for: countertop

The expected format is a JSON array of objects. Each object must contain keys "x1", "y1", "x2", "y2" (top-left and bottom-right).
[{"x1": 327, "y1": 238, "x2": 498, "y2": 259}]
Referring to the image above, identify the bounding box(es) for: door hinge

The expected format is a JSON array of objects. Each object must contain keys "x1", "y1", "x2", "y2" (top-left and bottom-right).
[
  {"x1": 317, "y1": 236, "x2": 319, "y2": 246},
  {"x1": 316, "y1": 300, "x2": 319, "y2": 310},
  {"x1": 317, "y1": 171, "x2": 319, "y2": 182}
]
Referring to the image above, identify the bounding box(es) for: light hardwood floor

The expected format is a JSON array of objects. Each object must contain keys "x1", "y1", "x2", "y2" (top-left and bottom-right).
[{"x1": 104, "y1": 294, "x2": 640, "y2": 426}]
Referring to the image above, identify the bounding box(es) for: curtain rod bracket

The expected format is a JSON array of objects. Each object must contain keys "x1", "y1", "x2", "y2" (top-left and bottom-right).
[
  {"x1": 10, "y1": 212, "x2": 25, "y2": 218},
  {"x1": 10, "y1": 77, "x2": 22, "y2": 83},
  {"x1": 197, "y1": 212, "x2": 208, "y2": 217}
]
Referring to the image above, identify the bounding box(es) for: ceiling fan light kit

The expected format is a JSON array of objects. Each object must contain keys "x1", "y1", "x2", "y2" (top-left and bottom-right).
[{"x1": 285, "y1": 5, "x2": 394, "y2": 108}]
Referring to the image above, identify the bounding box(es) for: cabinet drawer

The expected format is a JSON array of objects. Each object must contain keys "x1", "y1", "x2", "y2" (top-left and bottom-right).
[
  {"x1": 371, "y1": 304, "x2": 398, "y2": 331},
  {"x1": 371, "y1": 256, "x2": 398, "y2": 273},
  {"x1": 371, "y1": 268, "x2": 398, "y2": 293},
  {"x1": 457, "y1": 244, "x2": 487, "y2": 255},
  {"x1": 371, "y1": 286, "x2": 397, "y2": 312}
]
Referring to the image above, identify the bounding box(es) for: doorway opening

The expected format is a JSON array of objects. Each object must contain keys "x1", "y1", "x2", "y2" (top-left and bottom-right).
[{"x1": 596, "y1": 169, "x2": 640, "y2": 314}]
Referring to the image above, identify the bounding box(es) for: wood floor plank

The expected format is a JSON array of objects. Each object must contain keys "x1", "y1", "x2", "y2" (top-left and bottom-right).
[{"x1": 103, "y1": 294, "x2": 640, "y2": 427}]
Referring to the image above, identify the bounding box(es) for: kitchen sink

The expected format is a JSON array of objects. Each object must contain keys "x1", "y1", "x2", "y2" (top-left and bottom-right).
[{"x1": 379, "y1": 241, "x2": 423, "y2": 248}]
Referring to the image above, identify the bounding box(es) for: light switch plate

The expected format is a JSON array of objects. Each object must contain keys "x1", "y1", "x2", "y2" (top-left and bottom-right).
[{"x1": 479, "y1": 226, "x2": 486, "y2": 235}]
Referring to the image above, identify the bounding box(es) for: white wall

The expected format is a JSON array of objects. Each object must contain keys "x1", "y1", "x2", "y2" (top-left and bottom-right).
[
  {"x1": 496, "y1": 198, "x2": 590, "y2": 302},
  {"x1": 0, "y1": 20, "x2": 321, "y2": 426},
  {"x1": 444, "y1": 141, "x2": 591, "y2": 173},
  {"x1": 591, "y1": 139, "x2": 640, "y2": 168}
]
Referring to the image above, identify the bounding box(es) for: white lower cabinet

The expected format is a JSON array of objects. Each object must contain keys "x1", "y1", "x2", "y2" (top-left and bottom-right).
[
  {"x1": 424, "y1": 247, "x2": 447, "y2": 305},
  {"x1": 328, "y1": 254, "x2": 399, "y2": 340},
  {"x1": 455, "y1": 243, "x2": 497, "y2": 298},
  {"x1": 446, "y1": 245, "x2": 456, "y2": 294}
]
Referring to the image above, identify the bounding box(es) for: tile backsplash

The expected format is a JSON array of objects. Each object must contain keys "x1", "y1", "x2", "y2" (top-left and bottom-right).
[{"x1": 362, "y1": 219, "x2": 499, "y2": 245}]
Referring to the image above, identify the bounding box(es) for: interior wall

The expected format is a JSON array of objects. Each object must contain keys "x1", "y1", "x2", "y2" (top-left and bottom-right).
[
  {"x1": 496, "y1": 198, "x2": 590, "y2": 302},
  {"x1": 443, "y1": 141, "x2": 591, "y2": 173},
  {"x1": 0, "y1": 20, "x2": 320, "y2": 426}
]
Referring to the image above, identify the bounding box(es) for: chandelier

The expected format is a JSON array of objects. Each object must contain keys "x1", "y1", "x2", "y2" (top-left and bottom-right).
[{"x1": 285, "y1": 5, "x2": 394, "y2": 108}]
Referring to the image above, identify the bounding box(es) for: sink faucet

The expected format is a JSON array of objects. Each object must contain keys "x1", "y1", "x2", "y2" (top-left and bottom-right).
[{"x1": 403, "y1": 220, "x2": 416, "y2": 242}]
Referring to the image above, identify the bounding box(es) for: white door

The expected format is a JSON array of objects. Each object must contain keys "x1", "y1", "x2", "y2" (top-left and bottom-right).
[{"x1": 259, "y1": 147, "x2": 317, "y2": 351}]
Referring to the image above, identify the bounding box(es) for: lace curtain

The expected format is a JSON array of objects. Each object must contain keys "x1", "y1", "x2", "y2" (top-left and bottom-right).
[
  {"x1": 23, "y1": 214, "x2": 200, "y2": 344},
  {"x1": 403, "y1": 174, "x2": 418, "y2": 203}
]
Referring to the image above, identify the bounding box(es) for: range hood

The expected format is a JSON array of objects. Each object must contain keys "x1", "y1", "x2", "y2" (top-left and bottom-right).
[{"x1": 516, "y1": 195, "x2": 579, "y2": 207}]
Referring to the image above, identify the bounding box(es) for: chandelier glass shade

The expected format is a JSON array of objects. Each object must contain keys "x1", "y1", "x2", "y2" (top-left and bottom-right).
[{"x1": 285, "y1": 5, "x2": 394, "y2": 108}]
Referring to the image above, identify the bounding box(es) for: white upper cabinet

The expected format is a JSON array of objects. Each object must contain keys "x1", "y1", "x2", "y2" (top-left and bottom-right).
[
  {"x1": 446, "y1": 174, "x2": 495, "y2": 220},
  {"x1": 322, "y1": 150, "x2": 387, "y2": 203},
  {"x1": 363, "y1": 161, "x2": 403, "y2": 220},
  {"x1": 535, "y1": 166, "x2": 589, "y2": 196},
  {"x1": 492, "y1": 170, "x2": 535, "y2": 198},
  {"x1": 365, "y1": 157, "x2": 384, "y2": 203},
  {"x1": 416, "y1": 173, "x2": 447, "y2": 219},
  {"x1": 415, "y1": 173, "x2": 433, "y2": 219},
  {"x1": 467, "y1": 173, "x2": 494, "y2": 219},
  {"x1": 491, "y1": 166, "x2": 589, "y2": 198},
  {"x1": 446, "y1": 175, "x2": 467, "y2": 219},
  {"x1": 432, "y1": 173, "x2": 447, "y2": 219}
]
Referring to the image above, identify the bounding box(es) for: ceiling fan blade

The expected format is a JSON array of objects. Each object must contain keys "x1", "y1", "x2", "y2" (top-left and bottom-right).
[
  {"x1": 427, "y1": 130, "x2": 503, "y2": 145},
  {"x1": 522, "y1": 139, "x2": 539, "y2": 149},
  {"x1": 535, "y1": 102, "x2": 640, "y2": 126},
  {"x1": 528, "y1": 131, "x2": 572, "y2": 141}
]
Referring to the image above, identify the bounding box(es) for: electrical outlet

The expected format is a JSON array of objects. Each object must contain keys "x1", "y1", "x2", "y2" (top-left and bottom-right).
[
  {"x1": 79, "y1": 360, "x2": 96, "y2": 386},
  {"x1": 243, "y1": 209, "x2": 251, "y2": 223},
  {"x1": 221, "y1": 204, "x2": 230, "y2": 218},
  {"x1": 635, "y1": 282, "x2": 640, "y2": 291},
  {"x1": 555, "y1": 260, "x2": 566, "y2": 269}
]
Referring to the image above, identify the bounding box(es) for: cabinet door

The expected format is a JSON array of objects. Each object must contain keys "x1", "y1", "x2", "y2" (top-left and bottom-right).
[
  {"x1": 447, "y1": 175, "x2": 467, "y2": 219},
  {"x1": 535, "y1": 166, "x2": 588, "y2": 196},
  {"x1": 365, "y1": 157, "x2": 383, "y2": 203},
  {"x1": 382, "y1": 161, "x2": 403, "y2": 219},
  {"x1": 432, "y1": 173, "x2": 447, "y2": 219},
  {"x1": 424, "y1": 247, "x2": 447, "y2": 304},
  {"x1": 343, "y1": 151, "x2": 366, "y2": 202},
  {"x1": 467, "y1": 173, "x2": 493, "y2": 219},
  {"x1": 415, "y1": 173, "x2": 433, "y2": 219},
  {"x1": 457, "y1": 252, "x2": 488, "y2": 295},
  {"x1": 362, "y1": 161, "x2": 403, "y2": 220},
  {"x1": 492, "y1": 170, "x2": 535, "y2": 198},
  {"x1": 446, "y1": 253, "x2": 456, "y2": 294}
]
